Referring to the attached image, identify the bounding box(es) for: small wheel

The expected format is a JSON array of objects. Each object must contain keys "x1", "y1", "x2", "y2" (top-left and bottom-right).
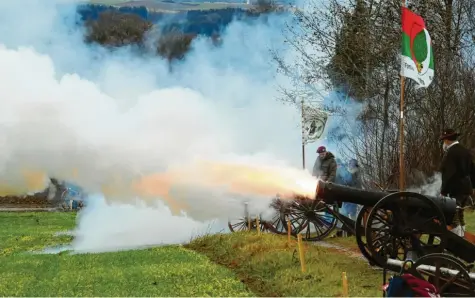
[
  {"x1": 280, "y1": 198, "x2": 338, "y2": 241},
  {"x1": 365, "y1": 192, "x2": 448, "y2": 268},
  {"x1": 355, "y1": 206, "x2": 378, "y2": 266},
  {"x1": 410, "y1": 253, "x2": 475, "y2": 297},
  {"x1": 228, "y1": 216, "x2": 267, "y2": 232}
]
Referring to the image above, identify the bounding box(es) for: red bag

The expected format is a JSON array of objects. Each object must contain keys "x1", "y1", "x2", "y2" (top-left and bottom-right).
[{"x1": 401, "y1": 273, "x2": 440, "y2": 297}]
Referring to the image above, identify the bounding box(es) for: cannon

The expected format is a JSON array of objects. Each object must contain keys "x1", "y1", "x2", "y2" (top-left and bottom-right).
[
  {"x1": 312, "y1": 180, "x2": 475, "y2": 295},
  {"x1": 228, "y1": 199, "x2": 288, "y2": 235},
  {"x1": 386, "y1": 254, "x2": 475, "y2": 297}
]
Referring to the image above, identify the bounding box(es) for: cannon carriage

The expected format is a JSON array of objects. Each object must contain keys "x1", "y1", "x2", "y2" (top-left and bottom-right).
[
  {"x1": 311, "y1": 180, "x2": 475, "y2": 296},
  {"x1": 227, "y1": 179, "x2": 475, "y2": 295}
]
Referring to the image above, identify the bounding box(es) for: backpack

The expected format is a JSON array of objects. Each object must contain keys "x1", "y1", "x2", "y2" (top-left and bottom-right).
[{"x1": 385, "y1": 274, "x2": 440, "y2": 297}]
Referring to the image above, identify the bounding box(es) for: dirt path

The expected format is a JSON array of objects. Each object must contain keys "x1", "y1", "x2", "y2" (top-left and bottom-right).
[
  {"x1": 312, "y1": 241, "x2": 384, "y2": 272},
  {"x1": 313, "y1": 241, "x2": 366, "y2": 260}
]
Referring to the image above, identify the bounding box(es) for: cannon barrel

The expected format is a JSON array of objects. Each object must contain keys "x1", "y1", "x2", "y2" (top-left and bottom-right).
[{"x1": 315, "y1": 180, "x2": 457, "y2": 223}]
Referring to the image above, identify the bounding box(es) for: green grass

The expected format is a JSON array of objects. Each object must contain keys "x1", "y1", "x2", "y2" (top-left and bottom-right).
[
  {"x1": 186, "y1": 232, "x2": 382, "y2": 297},
  {"x1": 0, "y1": 212, "x2": 251, "y2": 297},
  {"x1": 7, "y1": 209, "x2": 470, "y2": 297}
]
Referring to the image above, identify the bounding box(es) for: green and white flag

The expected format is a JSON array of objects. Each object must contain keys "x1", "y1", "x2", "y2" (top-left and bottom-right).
[
  {"x1": 401, "y1": 7, "x2": 434, "y2": 88},
  {"x1": 302, "y1": 105, "x2": 328, "y2": 144}
]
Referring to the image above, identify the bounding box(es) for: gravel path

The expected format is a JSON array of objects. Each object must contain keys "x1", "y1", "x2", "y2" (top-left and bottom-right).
[
  {"x1": 313, "y1": 240, "x2": 384, "y2": 271},
  {"x1": 313, "y1": 241, "x2": 367, "y2": 260}
]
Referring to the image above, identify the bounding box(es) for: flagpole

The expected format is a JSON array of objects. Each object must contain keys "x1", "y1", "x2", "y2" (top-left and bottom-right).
[
  {"x1": 301, "y1": 98, "x2": 306, "y2": 170},
  {"x1": 399, "y1": 0, "x2": 406, "y2": 191}
]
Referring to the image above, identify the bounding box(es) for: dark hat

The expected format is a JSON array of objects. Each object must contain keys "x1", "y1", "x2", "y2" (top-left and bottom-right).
[
  {"x1": 317, "y1": 146, "x2": 326, "y2": 153},
  {"x1": 439, "y1": 128, "x2": 460, "y2": 140}
]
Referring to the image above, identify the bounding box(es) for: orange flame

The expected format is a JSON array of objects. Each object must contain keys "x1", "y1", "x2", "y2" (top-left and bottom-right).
[
  {"x1": 0, "y1": 161, "x2": 318, "y2": 214},
  {"x1": 130, "y1": 160, "x2": 317, "y2": 208}
]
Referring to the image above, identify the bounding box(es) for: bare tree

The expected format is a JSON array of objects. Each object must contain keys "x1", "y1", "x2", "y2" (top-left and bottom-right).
[
  {"x1": 273, "y1": 0, "x2": 475, "y2": 189},
  {"x1": 84, "y1": 11, "x2": 153, "y2": 48}
]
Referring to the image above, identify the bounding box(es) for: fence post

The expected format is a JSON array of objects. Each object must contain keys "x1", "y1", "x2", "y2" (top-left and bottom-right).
[
  {"x1": 256, "y1": 217, "x2": 261, "y2": 235},
  {"x1": 287, "y1": 219, "x2": 291, "y2": 244},
  {"x1": 297, "y1": 234, "x2": 306, "y2": 273},
  {"x1": 342, "y1": 272, "x2": 348, "y2": 297}
]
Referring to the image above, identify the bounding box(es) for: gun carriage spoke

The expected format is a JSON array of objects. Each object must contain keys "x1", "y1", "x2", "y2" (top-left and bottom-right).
[
  {"x1": 280, "y1": 198, "x2": 337, "y2": 241},
  {"x1": 365, "y1": 192, "x2": 448, "y2": 268},
  {"x1": 408, "y1": 253, "x2": 475, "y2": 297}
]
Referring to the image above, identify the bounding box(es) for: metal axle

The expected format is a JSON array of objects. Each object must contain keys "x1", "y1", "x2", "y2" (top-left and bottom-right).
[{"x1": 387, "y1": 259, "x2": 475, "y2": 281}]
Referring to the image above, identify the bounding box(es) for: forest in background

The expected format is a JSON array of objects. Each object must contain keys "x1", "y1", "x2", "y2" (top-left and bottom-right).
[
  {"x1": 273, "y1": 0, "x2": 475, "y2": 189},
  {"x1": 79, "y1": 2, "x2": 279, "y2": 62},
  {"x1": 77, "y1": 4, "x2": 251, "y2": 36}
]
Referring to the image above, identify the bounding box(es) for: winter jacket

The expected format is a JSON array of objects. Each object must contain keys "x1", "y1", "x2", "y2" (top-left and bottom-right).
[
  {"x1": 312, "y1": 152, "x2": 337, "y2": 182},
  {"x1": 440, "y1": 143, "x2": 473, "y2": 196}
]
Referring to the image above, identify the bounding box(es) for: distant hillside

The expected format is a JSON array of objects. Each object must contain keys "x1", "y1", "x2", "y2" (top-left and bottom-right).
[{"x1": 77, "y1": 3, "x2": 281, "y2": 36}]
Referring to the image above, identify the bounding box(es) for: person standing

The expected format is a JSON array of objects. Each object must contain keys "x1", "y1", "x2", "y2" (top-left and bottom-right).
[
  {"x1": 346, "y1": 158, "x2": 363, "y2": 217},
  {"x1": 439, "y1": 129, "x2": 473, "y2": 237},
  {"x1": 312, "y1": 146, "x2": 337, "y2": 182}
]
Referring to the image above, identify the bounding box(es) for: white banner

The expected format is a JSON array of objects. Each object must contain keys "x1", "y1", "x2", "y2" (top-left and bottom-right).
[{"x1": 302, "y1": 107, "x2": 328, "y2": 144}]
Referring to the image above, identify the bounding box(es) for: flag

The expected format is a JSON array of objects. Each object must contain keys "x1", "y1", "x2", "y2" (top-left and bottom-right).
[
  {"x1": 302, "y1": 106, "x2": 328, "y2": 144},
  {"x1": 401, "y1": 7, "x2": 434, "y2": 88}
]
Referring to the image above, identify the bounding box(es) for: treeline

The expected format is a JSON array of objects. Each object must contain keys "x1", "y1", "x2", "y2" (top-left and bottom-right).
[
  {"x1": 274, "y1": 0, "x2": 475, "y2": 189},
  {"x1": 77, "y1": 4, "x2": 250, "y2": 37},
  {"x1": 79, "y1": 2, "x2": 280, "y2": 63}
]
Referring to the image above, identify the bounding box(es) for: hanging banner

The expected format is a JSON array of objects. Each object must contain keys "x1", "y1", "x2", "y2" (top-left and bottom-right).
[{"x1": 302, "y1": 106, "x2": 328, "y2": 144}]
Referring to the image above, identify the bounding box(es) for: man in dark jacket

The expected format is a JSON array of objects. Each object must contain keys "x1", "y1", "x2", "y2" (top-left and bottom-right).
[
  {"x1": 439, "y1": 129, "x2": 474, "y2": 236},
  {"x1": 312, "y1": 146, "x2": 337, "y2": 182}
]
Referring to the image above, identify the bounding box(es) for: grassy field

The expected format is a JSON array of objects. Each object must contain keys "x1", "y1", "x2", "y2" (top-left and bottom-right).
[
  {"x1": 5, "y1": 209, "x2": 470, "y2": 296},
  {"x1": 0, "y1": 212, "x2": 251, "y2": 297},
  {"x1": 186, "y1": 232, "x2": 382, "y2": 297},
  {"x1": 0, "y1": 211, "x2": 384, "y2": 297}
]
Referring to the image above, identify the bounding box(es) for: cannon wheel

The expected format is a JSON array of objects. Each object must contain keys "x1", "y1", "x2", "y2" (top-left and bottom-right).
[
  {"x1": 409, "y1": 253, "x2": 475, "y2": 297},
  {"x1": 228, "y1": 216, "x2": 268, "y2": 232},
  {"x1": 280, "y1": 199, "x2": 338, "y2": 241},
  {"x1": 355, "y1": 206, "x2": 377, "y2": 266},
  {"x1": 365, "y1": 192, "x2": 448, "y2": 268},
  {"x1": 264, "y1": 198, "x2": 288, "y2": 235}
]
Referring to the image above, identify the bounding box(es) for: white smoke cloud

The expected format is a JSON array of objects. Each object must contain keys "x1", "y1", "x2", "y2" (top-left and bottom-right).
[{"x1": 0, "y1": 0, "x2": 318, "y2": 252}]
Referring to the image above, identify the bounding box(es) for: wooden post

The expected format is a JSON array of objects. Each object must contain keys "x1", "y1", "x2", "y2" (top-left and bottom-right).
[
  {"x1": 256, "y1": 217, "x2": 261, "y2": 235},
  {"x1": 244, "y1": 202, "x2": 251, "y2": 231},
  {"x1": 297, "y1": 234, "x2": 306, "y2": 273},
  {"x1": 342, "y1": 272, "x2": 349, "y2": 297},
  {"x1": 287, "y1": 219, "x2": 292, "y2": 244},
  {"x1": 399, "y1": 76, "x2": 406, "y2": 191},
  {"x1": 301, "y1": 98, "x2": 306, "y2": 170},
  {"x1": 399, "y1": 0, "x2": 407, "y2": 191}
]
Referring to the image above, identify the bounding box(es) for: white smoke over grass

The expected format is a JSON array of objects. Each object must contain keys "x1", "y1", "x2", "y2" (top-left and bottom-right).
[{"x1": 0, "y1": 1, "x2": 318, "y2": 252}]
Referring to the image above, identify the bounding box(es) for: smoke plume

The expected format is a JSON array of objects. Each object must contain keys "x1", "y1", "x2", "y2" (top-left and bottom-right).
[{"x1": 0, "y1": 0, "x2": 319, "y2": 252}]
